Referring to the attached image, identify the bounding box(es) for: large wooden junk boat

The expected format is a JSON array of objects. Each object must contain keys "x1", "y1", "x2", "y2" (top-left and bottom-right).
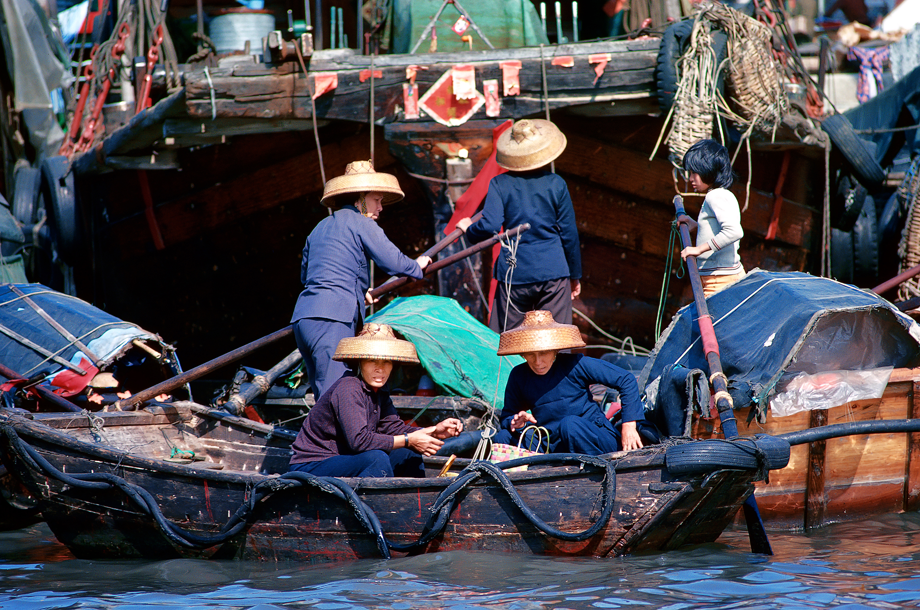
[
  {"x1": 0, "y1": 402, "x2": 790, "y2": 561},
  {"x1": 0, "y1": 0, "x2": 836, "y2": 367}
]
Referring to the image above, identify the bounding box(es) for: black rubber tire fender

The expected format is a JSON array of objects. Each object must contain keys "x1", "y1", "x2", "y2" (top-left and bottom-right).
[
  {"x1": 12, "y1": 165, "x2": 41, "y2": 225},
  {"x1": 665, "y1": 434, "x2": 790, "y2": 476},
  {"x1": 831, "y1": 173, "x2": 867, "y2": 232},
  {"x1": 821, "y1": 114, "x2": 886, "y2": 187},
  {"x1": 853, "y1": 194, "x2": 879, "y2": 285},
  {"x1": 656, "y1": 20, "x2": 694, "y2": 113},
  {"x1": 40, "y1": 155, "x2": 80, "y2": 265},
  {"x1": 831, "y1": 227, "x2": 854, "y2": 284}
]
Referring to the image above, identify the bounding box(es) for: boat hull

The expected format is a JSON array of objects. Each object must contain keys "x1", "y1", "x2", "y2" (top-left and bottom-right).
[
  {"x1": 693, "y1": 367, "x2": 920, "y2": 530},
  {"x1": 0, "y1": 406, "x2": 760, "y2": 562}
]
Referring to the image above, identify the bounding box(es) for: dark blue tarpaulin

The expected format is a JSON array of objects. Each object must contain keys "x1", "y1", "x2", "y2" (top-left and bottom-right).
[
  {"x1": 0, "y1": 283, "x2": 162, "y2": 394},
  {"x1": 638, "y1": 270, "x2": 920, "y2": 419}
]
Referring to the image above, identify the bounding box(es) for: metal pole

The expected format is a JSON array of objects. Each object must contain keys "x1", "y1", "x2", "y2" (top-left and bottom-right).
[{"x1": 356, "y1": 0, "x2": 363, "y2": 53}]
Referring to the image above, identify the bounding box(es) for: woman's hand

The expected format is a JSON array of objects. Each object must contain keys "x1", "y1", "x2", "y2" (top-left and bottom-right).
[
  {"x1": 509, "y1": 410, "x2": 537, "y2": 431},
  {"x1": 620, "y1": 421, "x2": 644, "y2": 451},
  {"x1": 407, "y1": 430, "x2": 445, "y2": 456},
  {"x1": 431, "y1": 418, "x2": 463, "y2": 439},
  {"x1": 570, "y1": 279, "x2": 581, "y2": 300},
  {"x1": 455, "y1": 217, "x2": 473, "y2": 232},
  {"x1": 680, "y1": 244, "x2": 710, "y2": 260},
  {"x1": 416, "y1": 255, "x2": 432, "y2": 270},
  {"x1": 364, "y1": 290, "x2": 379, "y2": 305},
  {"x1": 675, "y1": 214, "x2": 697, "y2": 230}
]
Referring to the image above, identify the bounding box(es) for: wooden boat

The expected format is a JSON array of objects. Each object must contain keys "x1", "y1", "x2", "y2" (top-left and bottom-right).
[
  {"x1": 693, "y1": 367, "x2": 920, "y2": 532},
  {"x1": 0, "y1": 403, "x2": 789, "y2": 561},
  {"x1": 640, "y1": 269, "x2": 920, "y2": 531}
]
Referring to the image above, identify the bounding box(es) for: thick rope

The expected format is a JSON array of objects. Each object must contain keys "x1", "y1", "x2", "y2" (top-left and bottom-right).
[{"x1": 3, "y1": 424, "x2": 619, "y2": 558}]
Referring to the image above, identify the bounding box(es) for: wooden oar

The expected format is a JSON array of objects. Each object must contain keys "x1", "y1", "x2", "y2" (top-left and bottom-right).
[
  {"x1": 672, "y1": 194, "x2": 773, "y2": 555},
  {"x1": 373, "y1": 212, "x2": 483, "y2": 295},
  {"x1": 369, "y1": 222, "x2": 530, "y2": 299},
  {"x1": 118, "y1": 222, "x2": 526, "y2": 412}
]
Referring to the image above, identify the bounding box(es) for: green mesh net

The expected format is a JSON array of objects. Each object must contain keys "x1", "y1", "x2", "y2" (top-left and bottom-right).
[{"x1": 368, "y1": 295, "x2": 523, "y2": 411}]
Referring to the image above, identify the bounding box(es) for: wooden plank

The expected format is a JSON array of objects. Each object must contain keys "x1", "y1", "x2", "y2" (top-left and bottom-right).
[
  {"x1": 907, "y1": 380, "x2": 920, "y2": 511},
  {"x1": 804, "y1": 408, "x2": 827, "y2": 529}
]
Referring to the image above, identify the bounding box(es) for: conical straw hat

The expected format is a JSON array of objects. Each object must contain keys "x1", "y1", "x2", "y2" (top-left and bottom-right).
[
  {"x1": 497, "y1": 310, "x2": 586, "y2": 356},
  {"x1": 333, "y1": 323, "x2": 420, "y2": 364},
  {"x1": 495, "y1": 119, "x2": 567, "y2": 171},
  {"x1": 321, "y1": 160, "x2": 405, "y2": 207}
]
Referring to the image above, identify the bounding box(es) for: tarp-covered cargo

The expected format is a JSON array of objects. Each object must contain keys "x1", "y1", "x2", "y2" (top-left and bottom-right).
[
  {"x1": 638, "y1": 270, "x2": 920, "y2": 420},
  {"x1": 0, "y1": 283, "x2": 177, "y2": 397}
]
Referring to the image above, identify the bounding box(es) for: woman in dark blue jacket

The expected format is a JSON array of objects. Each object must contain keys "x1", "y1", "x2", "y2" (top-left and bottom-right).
[
  {"x1": 290, "y1": 161, "x2": 431, "y2": 400},
  {"x1": 456, "y1": 119, "x2": 581, "y2": 333}
]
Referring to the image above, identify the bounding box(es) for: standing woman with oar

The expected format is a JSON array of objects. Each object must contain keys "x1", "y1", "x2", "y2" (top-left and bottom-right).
[{"x1": 291, "y1": 161, "x2": 431, "y2": 401}]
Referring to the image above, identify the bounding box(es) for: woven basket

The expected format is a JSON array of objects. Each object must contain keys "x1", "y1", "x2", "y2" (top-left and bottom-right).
[{"x1": 704, "y1": 2, "x2": 787, "y2": 134}]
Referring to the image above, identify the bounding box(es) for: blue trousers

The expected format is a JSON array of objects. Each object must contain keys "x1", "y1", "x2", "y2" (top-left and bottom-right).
[
  {"x1": 293, "y1": 314, "x2": 358, "y2": 400},
  {"x1": 492, "y1": 415, "x2": 622, "y2": 455},
  {"x1": 288, "y1": 448, "x2": 425, "y2": 478}
]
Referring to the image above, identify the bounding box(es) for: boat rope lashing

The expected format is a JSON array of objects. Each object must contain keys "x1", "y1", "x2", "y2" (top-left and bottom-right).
[
  {"x1": 169, "y1": 446, "x2": 195, "y2": 459},
  {"x1": 387, "y1": 453, "x2": 617, "y2": 552},
  {"x1": 294, "y1": 41, "x2": 327, "y2": 189},
  {"x1": 498, "y1": 230, "x2": 523, "y2": 322},
  {"x1": 655, "y1": 219, "x2": 686, "y2": 342}
]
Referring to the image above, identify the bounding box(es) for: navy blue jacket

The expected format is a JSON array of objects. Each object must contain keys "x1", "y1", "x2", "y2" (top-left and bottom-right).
[
  {"x1": 499, "y1": 353, "x2": 644, "y2": 437},
  {"x1": 291, "y1": 206, "x2": 423, "y2": 324},
  {"x1": 465, "y1": 171, "x2": 581, "y2": 285}
]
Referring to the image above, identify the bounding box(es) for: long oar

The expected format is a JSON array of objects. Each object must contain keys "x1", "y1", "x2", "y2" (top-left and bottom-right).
[
  {"x1": 118, "y1": 222, "x2": 528, "y2": 412},
  {"x1": 672, "y1": 195, "x2": 772, "y2": 555},
  {"x1": 369, "y1": 222, "x2": 530, "y2": 299},
  {"x1": 373, "y1": 212, "x2": 483, "y2": 295}
]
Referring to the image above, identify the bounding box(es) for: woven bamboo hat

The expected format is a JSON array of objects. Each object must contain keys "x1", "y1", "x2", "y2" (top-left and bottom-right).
[
  {"x1": 497, "y1": 310, "x2": 586, "y2": 356},
  {"x1": 495, "y1": 119, "x2": 567, "y2": 171},
  {"x1": 321, "y1": 160, "x2": 405, "y2": 207},
  {"x1": 333, "y1": 323, "x2": 420, "y2": 364}
]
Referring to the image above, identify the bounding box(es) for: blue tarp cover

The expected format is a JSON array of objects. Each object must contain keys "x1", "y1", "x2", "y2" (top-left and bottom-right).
[
  {"x1": 638, "y1": 270, "x2": 920, "y2": 417},
  {"x1": 368, "y1": 295, "x2": 523, "y2": 411},
  {"x1": 0, "y1": 283, "x2": 158, "y2": 391}
]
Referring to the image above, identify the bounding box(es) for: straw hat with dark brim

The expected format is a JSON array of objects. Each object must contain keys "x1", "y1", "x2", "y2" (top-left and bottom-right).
[
  {"x1": 333, "y1": 323, "x2": 420, "y2": 364},
  {"x1": 321, "y1": 160, "x2": 405, "y2": 207},
  {"x1": 495, "y1": 119, "x2": 567, "y2": 172},
  {"x1": 497, "y1": 310, "x2": 586, "y2": 356}
]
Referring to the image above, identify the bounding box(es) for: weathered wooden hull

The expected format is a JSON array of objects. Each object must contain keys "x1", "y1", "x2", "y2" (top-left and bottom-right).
[
  {"x1": 0, "y1": 405, "x2": 761, "y2": 562},
  {"x1": 693, "y1": 367, "x2": 920, "y2": 531}
]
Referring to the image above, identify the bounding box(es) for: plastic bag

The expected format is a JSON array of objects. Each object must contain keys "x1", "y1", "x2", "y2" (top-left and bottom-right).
[{"x1": 769, "y1": 367, "x2": 893, "y2": 417}]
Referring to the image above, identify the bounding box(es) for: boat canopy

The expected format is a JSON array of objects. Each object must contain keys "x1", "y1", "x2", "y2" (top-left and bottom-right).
[
  {"x1": 368, "y1": 295, "x2": 523, "y2": 412},
  {"x1": 638, "y1": 270, "x2": 920, "y2": 419},
  {"x1": 0, "y1": 283, "x2": 160, "y2": 394}
]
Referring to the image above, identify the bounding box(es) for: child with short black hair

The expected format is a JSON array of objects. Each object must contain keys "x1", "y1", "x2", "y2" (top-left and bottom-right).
[{"x1": 677, "y1": 139, "x2": 745, "y2": 297}]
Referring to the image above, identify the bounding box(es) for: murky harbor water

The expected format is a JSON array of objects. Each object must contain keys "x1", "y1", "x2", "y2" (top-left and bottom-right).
[{"x1": 2, "y1": 513, "x2": 920, "y2": 609}]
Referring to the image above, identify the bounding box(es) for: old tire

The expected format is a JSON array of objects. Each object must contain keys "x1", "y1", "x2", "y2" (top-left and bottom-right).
[
  {"x1": 831, "y1": 174, "x2": 867, "y2": 232},
  {"x1": 831, "y1": 227, "x2": 854, "y2": 284},
  {"x1": 821, "y1": 114, "x2": 885, "y2": 187},
  {"x1": 665, "y1": 434, "x2": 790, "y2": 476},
  {"x1": 12, "y1": 164, "x2": 41, "y2": 225},
  {"x1": 40, "y1": 155, "x2": 80, "y2": 265},
  {"x1": 853, "y1": 194, "x2": 879, "y2": 285},
  {"x1": 655, "y1": 21, "x2": 728, "y2": 114}
]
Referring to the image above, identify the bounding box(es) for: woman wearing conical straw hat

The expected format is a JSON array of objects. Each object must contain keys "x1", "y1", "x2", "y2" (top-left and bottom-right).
[
  {"x1": 290, "y1": 161, "x2": 431, "y2": 400},
  {"x1": 288, "y1": 324, "x2": 463, "y2": 477},
  {"x1": 490, "y1": 311, "x2": 658, "y2": 454},
  {"x1": 455, "y1": 119, "x2": 581, "y2": 333}
]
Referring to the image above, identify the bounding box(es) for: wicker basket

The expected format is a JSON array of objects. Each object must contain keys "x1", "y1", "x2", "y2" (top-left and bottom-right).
[{"x1": 897, "y1": 157, "x2": 920, "y2": 301}]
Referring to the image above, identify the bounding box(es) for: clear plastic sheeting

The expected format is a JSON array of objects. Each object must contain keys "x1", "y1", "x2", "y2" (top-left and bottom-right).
[
  {"x1": 770, "y1": 367, "x2": 894, "y2": 418},
  {"x1": 0, "y1": 0, "x2": 71, "y2": 157},
  {"x1": 367, "y1": 295, "x2": 523, "y2": 411},
  {"x1": 638, "y1": 270, "x2": 920, "y2": 421}
]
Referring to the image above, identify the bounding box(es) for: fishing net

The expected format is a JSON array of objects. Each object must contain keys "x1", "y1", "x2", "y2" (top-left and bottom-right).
[{"x1": 368, "y1": 295, "x2": 523, "y2": 413}]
